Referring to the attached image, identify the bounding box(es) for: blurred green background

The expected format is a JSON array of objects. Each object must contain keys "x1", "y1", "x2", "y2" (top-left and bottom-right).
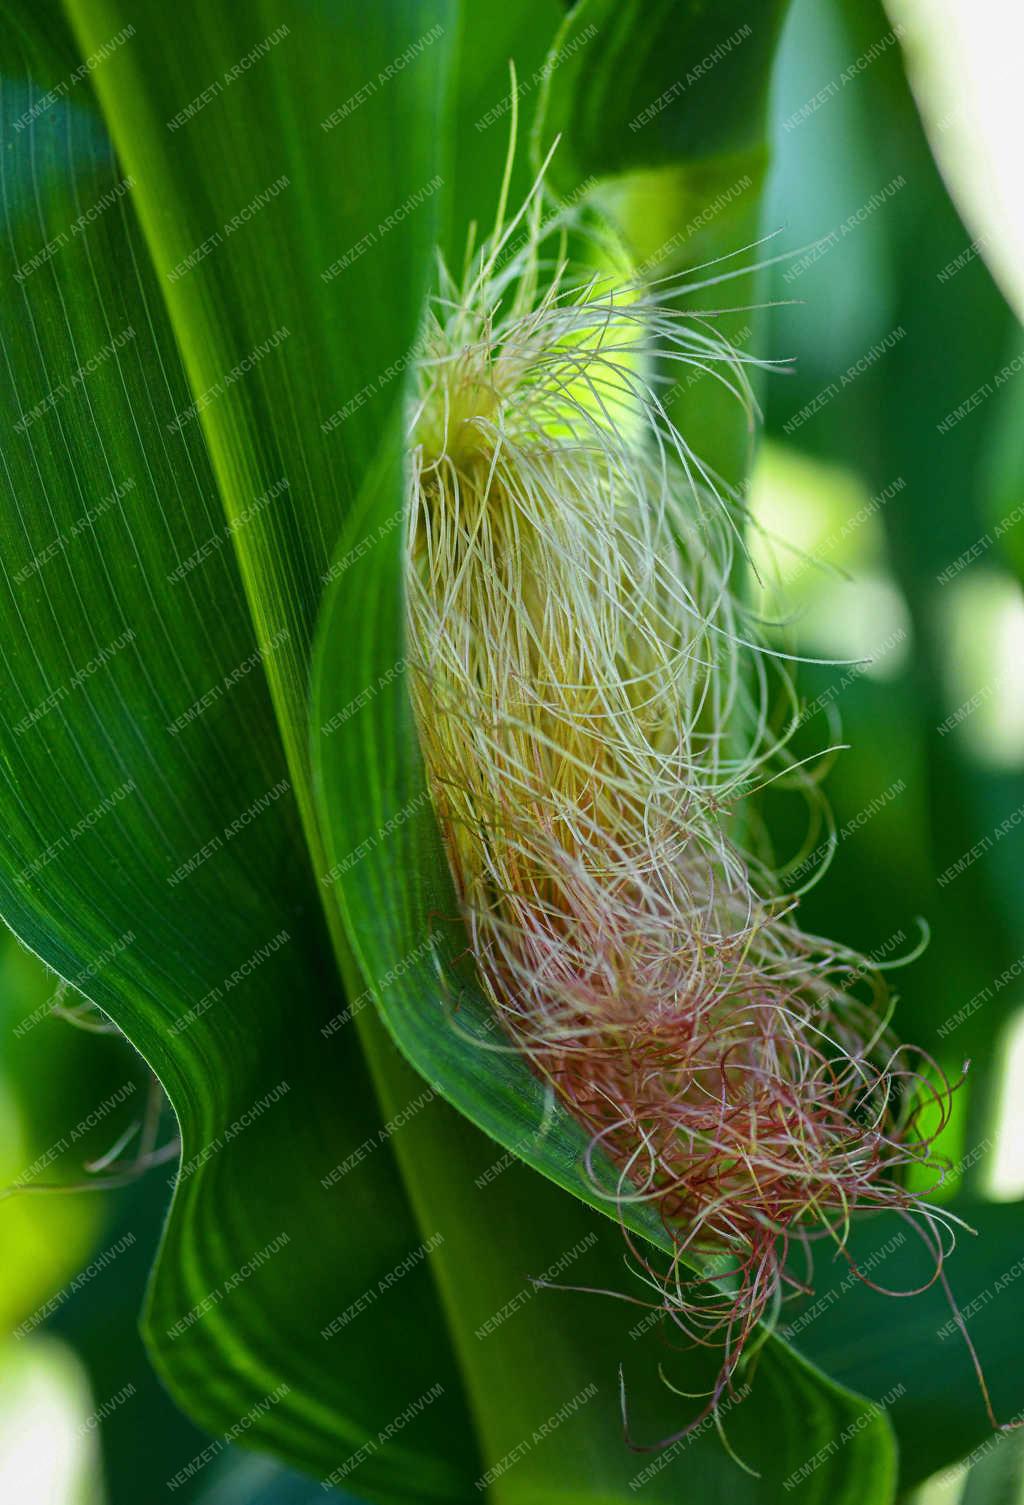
[{"x1": 2, "y1": 0, "x2": 1022, "y2": 1500}]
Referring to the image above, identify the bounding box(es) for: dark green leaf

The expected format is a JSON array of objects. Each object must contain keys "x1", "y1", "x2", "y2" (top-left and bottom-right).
[{"x1": 0, "y1": 5, "x2": 475, "y2": 1490}]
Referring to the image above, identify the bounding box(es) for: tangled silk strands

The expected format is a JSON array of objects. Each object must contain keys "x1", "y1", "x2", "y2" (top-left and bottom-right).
[{"x1": 404, "y1": 162, "x2": 971, "y2": 1440}]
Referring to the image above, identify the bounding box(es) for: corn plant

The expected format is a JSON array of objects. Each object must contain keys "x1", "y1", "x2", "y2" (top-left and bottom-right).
[{"x1": 1, "y1": 2, "x2": 1022, "y2": 1502}]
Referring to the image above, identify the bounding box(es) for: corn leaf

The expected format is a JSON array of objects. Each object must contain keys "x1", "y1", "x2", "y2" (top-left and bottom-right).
[{"x1": 0, "y1": 3, "x2": 476, "y2": 1492}]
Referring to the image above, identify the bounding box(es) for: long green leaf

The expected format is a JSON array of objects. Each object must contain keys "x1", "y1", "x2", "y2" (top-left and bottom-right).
[{"x1": 0, "y1": 6, "x2": 476, "y2": 1491}]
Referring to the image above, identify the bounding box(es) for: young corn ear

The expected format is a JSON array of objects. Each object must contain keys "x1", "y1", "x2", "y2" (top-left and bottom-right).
[{"x1": 403, "y1": 155, "x2": 964, "y2": 1437}]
